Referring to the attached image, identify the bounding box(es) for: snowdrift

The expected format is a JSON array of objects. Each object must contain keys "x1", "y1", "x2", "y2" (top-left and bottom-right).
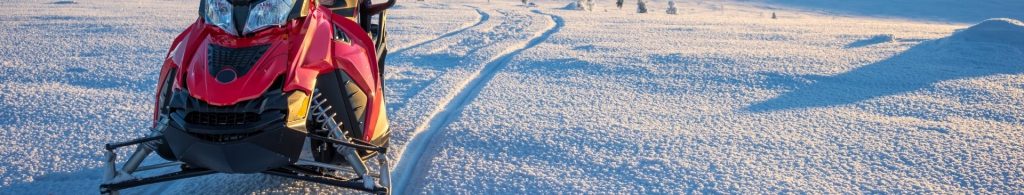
[
  {"x1": 562, "y1": 2, "x2": 579, "y2": 10},
  {"x1": 562, "y1": 0, "x2": 591, "y2": 11},
  {"x1": 750, "y1": 18, "x2": 1024, "y2": 111},
  {"x1": 923, "y1": 18, "x2": 1024, "y2": 65},
  {"x1": 945, "y1": 18, "x2": 1024, "y2": 50}
]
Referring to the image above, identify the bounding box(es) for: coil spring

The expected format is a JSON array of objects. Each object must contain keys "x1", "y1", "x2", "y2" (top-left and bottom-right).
[{"x1": 310, "y1": 90, "x2": 349, "y2": 141}]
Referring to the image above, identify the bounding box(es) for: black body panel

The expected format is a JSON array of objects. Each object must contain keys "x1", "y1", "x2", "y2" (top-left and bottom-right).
[
  {"x1": 310, "y1": 70, "x2": 371, "y2": 164},
  {"x1": 162, "y1": 89, "x2": 306, "y2": 173}
]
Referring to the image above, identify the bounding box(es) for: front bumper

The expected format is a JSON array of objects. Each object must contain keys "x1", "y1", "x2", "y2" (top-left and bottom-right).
[{"x1": 162, "y1": 89, "x2": 306, "y2": 173}]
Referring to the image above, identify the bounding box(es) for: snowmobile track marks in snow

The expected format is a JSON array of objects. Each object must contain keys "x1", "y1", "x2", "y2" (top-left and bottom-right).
[
  {"x1": 392, "y1": 9, "x2": 564, "y2": 194},
  {"x1": 390, "y1": 6, "x2": 490, "y2": 55}
]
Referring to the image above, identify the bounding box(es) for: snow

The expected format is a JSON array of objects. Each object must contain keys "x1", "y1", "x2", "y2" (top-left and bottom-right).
[
  {"x1": 562, "y1": 2, "x2": 579, "y2": 10},
  {"x1": 947, "y1": 18, "x2": 1024, "y2": 50},
  {"x1": 1, "y1": 0, "x2": 1023, "y2": 194},
  {"x1": 751, "y1": 0, "x2": 1024, "y2": 24},
  {"x1": 561, "y1": 0, "x2": 592, "y2": 11}
]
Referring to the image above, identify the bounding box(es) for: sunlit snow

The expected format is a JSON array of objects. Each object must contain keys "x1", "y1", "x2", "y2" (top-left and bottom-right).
[{"x1": 1, "y1": 0, "x2": 1022, "y2": 194}]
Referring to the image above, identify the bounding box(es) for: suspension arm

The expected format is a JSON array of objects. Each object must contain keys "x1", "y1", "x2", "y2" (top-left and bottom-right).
[
  {"x1": 264, "y1": 168, "x2": 389, "y2": 194},
  {"x1": 105, "y1": 135, "x2": 163, "y2": 150},
  {"x1": 100, "y1": 168, "x2": 216, "y2": 194},
  {"x1": 308, "y1": 134, "x2": 387, "y2": 152}
]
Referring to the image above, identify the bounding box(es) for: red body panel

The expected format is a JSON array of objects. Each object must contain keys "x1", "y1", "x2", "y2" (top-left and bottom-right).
[{"x1": 153, "y1": 2, "x2": 384, "y2": 141}]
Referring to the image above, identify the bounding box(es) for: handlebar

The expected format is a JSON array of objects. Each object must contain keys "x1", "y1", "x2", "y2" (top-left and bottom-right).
[{"x1": 363, "y1": 0, "x2": 396, "y2": 16}]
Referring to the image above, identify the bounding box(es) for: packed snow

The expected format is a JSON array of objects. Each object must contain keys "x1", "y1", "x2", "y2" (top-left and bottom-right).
[{"x1": 0, "y1": 0, "x2": 1022, "y2": 194}]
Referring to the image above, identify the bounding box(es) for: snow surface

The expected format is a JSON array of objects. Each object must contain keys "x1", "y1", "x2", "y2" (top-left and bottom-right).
[
  {"x1": 750, "y1": 0, "x2": 1024, "y2": 24},
  {"x1": 1, "y1": 0, "x2": 1023, "y2": 194}
]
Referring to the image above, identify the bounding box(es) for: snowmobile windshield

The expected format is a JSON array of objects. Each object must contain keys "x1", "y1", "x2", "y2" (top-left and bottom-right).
[{"x1": 201, "y1": 0, "x2": 303, "y2": 36}]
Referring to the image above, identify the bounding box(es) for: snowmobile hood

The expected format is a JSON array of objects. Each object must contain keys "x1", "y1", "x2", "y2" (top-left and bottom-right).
[{"x1": 185, "y1": 32, "x2": 291, "y2": 106}]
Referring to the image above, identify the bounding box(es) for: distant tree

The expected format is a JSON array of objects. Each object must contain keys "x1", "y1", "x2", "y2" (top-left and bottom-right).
[
  {"x1": 637, "y1": 0, "x2": 647, "y2": 13},
  {"x1": 570, "y1": 0, "x2": 584, "y2": 10},
  {"x1": 522, "y1": 0, "x2": 528, "y2": 5},
  {"x1": 666, "y1": 0, "x2": 677, "y2": 14},
  {"x1": 616, "y1": 0, "x2": 623, "y2": 9},
  {"x1": 565, "y1": 0, "x2": 594, "y2": 11}
]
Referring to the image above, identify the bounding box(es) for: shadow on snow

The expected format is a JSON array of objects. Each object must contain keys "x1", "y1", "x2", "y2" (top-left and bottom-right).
[{"x1": 747, "y1": 35, "x2": 1024, "y2": 112}]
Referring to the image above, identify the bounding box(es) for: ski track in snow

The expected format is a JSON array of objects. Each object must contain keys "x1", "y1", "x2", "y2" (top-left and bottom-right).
[
  {"x1": 389, "y1": 6, "x2": 490, "y2": 55},
  {"x1": 391, "y1": 9, "x2": 564, "y2": 195}
]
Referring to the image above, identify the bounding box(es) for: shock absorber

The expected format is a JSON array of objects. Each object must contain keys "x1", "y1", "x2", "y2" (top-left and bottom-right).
[{"x1": 310, "y1": 89, "x2": 376, "y2": 190}]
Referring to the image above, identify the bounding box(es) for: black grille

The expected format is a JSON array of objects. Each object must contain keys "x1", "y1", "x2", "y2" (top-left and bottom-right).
[
  {"x1": 188, "y1": 131, "x2": 263, "y2": 142},
  {"x1": 167, "y1": 87, "x2": 289, "y2": 143},
  {"x1": 185, "y1": 112, "x2": 260, "y2": 126},
  {"x1": 207, "y1": 44, "x2": 270, "y2": 77}
]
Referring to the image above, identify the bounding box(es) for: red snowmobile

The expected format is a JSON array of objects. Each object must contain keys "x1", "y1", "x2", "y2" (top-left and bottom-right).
[{"x1": 100, "y1": 0, "x2": 395, "y2": 194}]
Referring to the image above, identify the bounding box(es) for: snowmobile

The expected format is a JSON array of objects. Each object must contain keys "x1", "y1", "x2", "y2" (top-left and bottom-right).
[{"x1": 99, "y1": 0, "x2": 395, "y2": 194}]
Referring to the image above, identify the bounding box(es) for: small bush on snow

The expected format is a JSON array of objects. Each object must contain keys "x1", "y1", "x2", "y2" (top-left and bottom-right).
[
  {"x1": 666, "y1": 0, "x2": 678, "y2": 15},
  {"x1": 637, "y1": 0, "x2": 647, "y2": 13}
]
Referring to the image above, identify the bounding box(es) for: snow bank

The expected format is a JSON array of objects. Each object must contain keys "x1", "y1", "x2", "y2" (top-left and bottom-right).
[
  {"x1": 844, "y1": 34, "x2": 894, "y2": 48},
  {"x1": 562, "y1": 0, "x2": 592, "y2": 11},
  {"x1": 562, "y1": 2, "x2": 579, "y2": 10},
  {"x1": 49, "y1": 0, "x2": 76, "y2": 4},
  {"x1": 947, "y1": 18, "x2": 1024, "y2": 49}
]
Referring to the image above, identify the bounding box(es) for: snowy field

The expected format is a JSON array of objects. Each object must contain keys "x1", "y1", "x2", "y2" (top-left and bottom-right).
[{"x1": 1, "y1": 0, "x2": 1023, "y2": 194}]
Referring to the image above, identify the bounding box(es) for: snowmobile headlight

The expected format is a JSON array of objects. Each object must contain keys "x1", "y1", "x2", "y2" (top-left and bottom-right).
[
  {"x1": 205, "y1": 0, "x2": 237, "y2": 35},
  {"x1": 242, "y1": 0, "x2": 295, "y2": 35},
  {"x1": 204, "y1": 0, "x2": 294, "y2": 36}
]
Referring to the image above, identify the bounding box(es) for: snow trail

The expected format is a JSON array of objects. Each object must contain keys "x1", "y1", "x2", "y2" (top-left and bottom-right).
[
  {"x1": 390, "y1": 6, "x2": 490, "y2": 54},
  {"x1": 391, "y1": 9, "x2": 564, "y2": 194},
  {"x1": 381, "y1": 7, "x2": 510, "y2": 111}
]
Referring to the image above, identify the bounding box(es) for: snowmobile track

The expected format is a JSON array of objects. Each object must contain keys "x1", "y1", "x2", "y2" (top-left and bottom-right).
[
  {"x1": 391, "y1": 9, "x2": 564, "y2": 194},
  {"x1": 390, "y1": 6, "x2": 490, "y2": 54}
]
